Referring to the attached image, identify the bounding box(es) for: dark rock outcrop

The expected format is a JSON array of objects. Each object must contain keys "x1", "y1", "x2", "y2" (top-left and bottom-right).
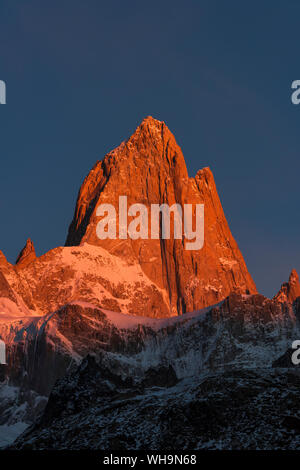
[{"x1": 12, "y1": 368, "x2": 300, "y2": 450}]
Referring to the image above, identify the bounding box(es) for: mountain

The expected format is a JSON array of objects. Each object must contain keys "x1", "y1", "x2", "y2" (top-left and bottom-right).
[
  {"x1": 0, "y1": 117, "x2": 256, "y2": 320},
  {"x1": 0, "y1": 116, "x2": 299, "y2": 450},
  {"x1": 66, "y1": 116, "x2": 257, "y2": 314}
]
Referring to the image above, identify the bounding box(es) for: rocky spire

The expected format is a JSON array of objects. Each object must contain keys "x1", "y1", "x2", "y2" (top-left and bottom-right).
[
  {"x1": 274, "y1": 269, "x2": 300, "y2": 304},
  {"x1": 16, "y1": 239, "x2": 36, "y2": 268},
  {"x1": 65, "y1": 116, "x2": 256, "y2": 314}
]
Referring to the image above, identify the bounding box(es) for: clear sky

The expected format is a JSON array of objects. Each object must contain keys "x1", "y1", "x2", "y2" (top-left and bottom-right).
[{"x1": 0, "y1": 0, "x2": 299, "y2": 298}]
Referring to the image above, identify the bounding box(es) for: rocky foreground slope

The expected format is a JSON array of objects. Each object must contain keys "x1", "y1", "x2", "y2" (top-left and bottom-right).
[{"x1": 12, "y1": 362, "x2": 300, "y2": 451}]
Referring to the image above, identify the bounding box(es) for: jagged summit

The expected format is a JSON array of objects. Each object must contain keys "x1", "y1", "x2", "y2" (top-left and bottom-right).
[
  {"x1": 15, "y1": 238, "x2": 36, "y2": 268},
  {"x1": 135, "y1": 116, "x2": 165, "y2": 134},
  {"x1": 140, "y1": 115, "x2": 164, "y2": 126},
  {"x1": 289, "y1": 269, "x2": 299, "y2": 284},
  {"x1": 274, "y1": 269, "x2": 300, "y2": 304},
  {"x1": 65, "y1": 117, "x2": 257, "y2": 314},
  {"x1": 124, "y1": 115, "x2": 180, "y2": 160}
]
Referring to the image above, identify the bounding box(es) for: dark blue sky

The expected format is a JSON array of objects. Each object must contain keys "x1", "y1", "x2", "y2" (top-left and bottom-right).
[{"x1": 0, "y1": 0, "x2": 299, "y2": 297}]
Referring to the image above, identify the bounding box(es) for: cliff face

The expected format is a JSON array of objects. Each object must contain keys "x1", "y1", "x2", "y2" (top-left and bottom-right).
[
  {"x1": 66, "y1": 116, "x2": 256, "y2": 314},
  {"x1": 0, "y1": 292, "x2": 297, "y2": 397}
]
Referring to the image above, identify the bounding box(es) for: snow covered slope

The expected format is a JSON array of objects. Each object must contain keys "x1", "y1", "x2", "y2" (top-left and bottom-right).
[{"x1": 2, "y1": 243, "x2": 170, "y2": 319}]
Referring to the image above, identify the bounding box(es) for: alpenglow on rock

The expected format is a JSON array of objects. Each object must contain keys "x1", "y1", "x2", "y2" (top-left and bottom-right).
[
  {"x1": 274, "y1": 269, "x2": 300, "y2": 304},
  {"x1": 15, "y1": 239, "x2": 36, "y2": 269},
  {"x1": 66, "y1": 116, "x2": 256, "y2": 314}
]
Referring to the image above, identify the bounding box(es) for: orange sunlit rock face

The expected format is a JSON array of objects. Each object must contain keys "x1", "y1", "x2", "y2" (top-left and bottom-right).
[
  {"x1": 65, "y1": 116, "x2": 257, "y2": 314},
  {"x1": 0, "y1": 117, "x2": 259, "y2": 319},
  {"x1": 15, "y1": 238, "x2": 36, "y2": 269},
  {"x1": 274, "y1": 269, "x2": 300, "y2": 304}
]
